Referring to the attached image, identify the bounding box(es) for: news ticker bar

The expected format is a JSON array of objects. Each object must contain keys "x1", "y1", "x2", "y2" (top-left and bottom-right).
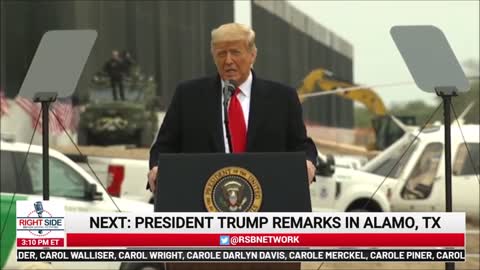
[
  {"x1": 17, "y1": 249, "x2": 465, "y2": 262},
  {"x1": 69, "y1": 212, "x2": 465, "y2": 233},
  {"x1": 65, "y1": 233, "x2": 465, "y2": 247}
]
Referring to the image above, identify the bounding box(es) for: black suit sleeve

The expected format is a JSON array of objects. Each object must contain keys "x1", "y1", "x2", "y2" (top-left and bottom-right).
[
  {"x1": 149, "y1": 84, "x2": 183, "y2": 169},
  {"x1": 286, "y1": 88, "x2": 318, "y2": 164},
  {"x1": 305, "y1": 137, "x2": 318, "y2": 165}
]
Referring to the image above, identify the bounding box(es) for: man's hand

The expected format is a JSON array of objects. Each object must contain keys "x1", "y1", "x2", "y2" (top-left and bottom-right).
[
  {"x1": 306, "y1": 160, "x2": 316, "y2": 184},
  {"x1": 148, "y1": 166, "x2": 158, "y2": 193}
]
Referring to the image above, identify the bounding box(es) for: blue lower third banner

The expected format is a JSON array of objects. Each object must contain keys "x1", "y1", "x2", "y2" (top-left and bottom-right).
[{"x1": 17, "y1": 249, "x2": 465, "y2": 262}]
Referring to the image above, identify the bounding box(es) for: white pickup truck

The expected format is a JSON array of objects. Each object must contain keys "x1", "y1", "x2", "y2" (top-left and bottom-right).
[
  {"x1": 71, "y1": 154, "x2": 153, "y2": 203},
  {"x1": 103, "y1": 157, "x2": 152, "y2": 202},
  {"x1": 78, "y1": 150, "x2": 392, "y2": 214},
  {"x1": 310, "y1": 152, "x2": 392, "y2": 212},
  {"x1": 0, "y1": 140, "x2": 153, "y2": 270},
  {"x1": 74, "y1": 123, "x2": 480, "y2": 219},
  {"x1": 328, "y1": 124, "x2": 479, "y2": 219}
]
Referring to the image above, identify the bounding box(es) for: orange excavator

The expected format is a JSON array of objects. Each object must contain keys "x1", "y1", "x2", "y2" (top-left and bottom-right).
[{"x1": 297, "y1": 68, "x2": 414, "y2": 150}]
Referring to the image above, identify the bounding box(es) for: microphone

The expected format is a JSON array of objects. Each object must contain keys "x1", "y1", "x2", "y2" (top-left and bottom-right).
[
  {"x1": 223, "y1": 80, "x2": 237, "y2": 105},
  {"x1": 34, "y1": 201, "x2": 44, "y2": 234},
  {"x1": 34, "y1": 201, "x2": 44, "y2": 217},
  {"x1": 222, "y1": 80, "x2": 238, "y2": 153}
]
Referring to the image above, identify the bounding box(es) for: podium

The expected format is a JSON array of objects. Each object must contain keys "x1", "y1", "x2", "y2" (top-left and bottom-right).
[
  {"x1": 154, "y1": 152, "x2": 310, "y2": 270},
  {"x1": 154, "y1": 152, "x2": 311, "y2": 212}
]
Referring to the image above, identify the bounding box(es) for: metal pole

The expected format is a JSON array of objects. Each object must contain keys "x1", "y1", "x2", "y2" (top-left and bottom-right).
[
  {"x1": 41, "y1": 101, "x2": 50, "y2": 201},
  {"x1": 34, "y1": 92, "x2": 56, "y2": 201},
  {"x1": 443, "y1": 95, "x2": 452, "y2": 212},
  {"x1": 442, "y1": 95, "x2": 454, "y2": 270}
]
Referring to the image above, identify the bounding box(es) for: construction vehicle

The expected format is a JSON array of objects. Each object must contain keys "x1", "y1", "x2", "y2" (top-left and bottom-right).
[
  {"x1": 78, "y1": 65, "x2": 160, "y2": 147},
  {"x1": 297, "y1": 68, "x2": 414, "y2": 151}
]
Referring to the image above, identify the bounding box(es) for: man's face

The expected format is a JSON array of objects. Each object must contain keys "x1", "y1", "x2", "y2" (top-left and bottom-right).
[{"x1": 212, "y1": 40, "x2": 256, "y2": 85}]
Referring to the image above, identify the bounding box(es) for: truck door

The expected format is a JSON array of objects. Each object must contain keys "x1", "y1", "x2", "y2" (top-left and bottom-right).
[
  {"x1": 310, "y1": 154, "x2": 337, "y2": 210},
  {"x1": 398, "y1": 143, "x2": 444, "y2": 212},
  {"x1": 452, "y1": 143, "x2": 479, "y2": 218},
  {"x1": 24, "y1": 153, "x2": 108, "y2": 212},
  {"x1": 310, "y1": 176, "x2": 336, "y2": 210}
]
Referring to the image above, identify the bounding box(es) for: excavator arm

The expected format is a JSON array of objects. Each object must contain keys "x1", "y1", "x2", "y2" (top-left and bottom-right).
[
  {"x1": 298, "y1": 68, "x2": 410, "y2": 151},
  {"x1": 297, "y1": 68, "x2": 387, "y2": 116}
]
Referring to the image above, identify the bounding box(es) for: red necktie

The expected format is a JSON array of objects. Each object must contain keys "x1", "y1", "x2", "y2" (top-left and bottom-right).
[{"x1": 228, "y1": 88, "x2": 246, "y2": 152}]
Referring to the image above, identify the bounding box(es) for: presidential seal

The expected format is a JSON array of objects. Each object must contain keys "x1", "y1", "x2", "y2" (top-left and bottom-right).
[{"x1": 204, "y1": 167, "x2": 262, "y2": 212}]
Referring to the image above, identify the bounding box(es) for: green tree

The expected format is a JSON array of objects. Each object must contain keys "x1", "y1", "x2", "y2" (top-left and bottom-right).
[
  {"x1": 390, "y1": 100, "x2": 440, "y2": 126},
  {"x1": 449, "y1": 79, "x2": 479, "y2": 124},
  {"x1": 452, "y1": 59, "x2": 480, "y2": 124},
  {"x1": 354, "y1": 59, "x2": 479, "y2": 128},
  {"x1": 354, "y1": 106, "x2": 375, "y2": 128}
]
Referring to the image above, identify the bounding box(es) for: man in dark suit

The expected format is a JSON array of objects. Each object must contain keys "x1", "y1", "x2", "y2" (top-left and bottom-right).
[
  {"x1": 147, "y1": 21, "x2": 317, "y2": 270},
  {"x1": 148, "y1": 22, "x2": 317, "y2": 192}
]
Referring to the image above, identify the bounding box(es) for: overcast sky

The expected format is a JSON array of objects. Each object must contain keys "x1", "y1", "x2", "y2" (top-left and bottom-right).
[{"x1": 288, "y1": 0, "x2": 479, "y2": 106}]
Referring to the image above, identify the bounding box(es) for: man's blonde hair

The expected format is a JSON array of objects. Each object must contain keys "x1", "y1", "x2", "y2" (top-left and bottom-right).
[{"x1": 211, "y1": 23, "x2": 257, "y2": 53}]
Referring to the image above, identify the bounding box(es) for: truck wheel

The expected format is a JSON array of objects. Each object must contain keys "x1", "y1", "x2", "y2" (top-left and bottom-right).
[
  {"x1": 346, "y1": 199, "x2": 382, "y2": 212},
  {"x1": 120, "y1": 262, "x2": 165, "y2": 270}
]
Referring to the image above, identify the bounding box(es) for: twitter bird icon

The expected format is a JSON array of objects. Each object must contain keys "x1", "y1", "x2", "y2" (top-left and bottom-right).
[{"x1": 219, "y1": 235, "x2": 230, "y2": 245}]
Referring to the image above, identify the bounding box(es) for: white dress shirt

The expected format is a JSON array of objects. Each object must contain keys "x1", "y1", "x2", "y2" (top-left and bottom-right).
[{"x1": 221, "y1": 71, "x2": 252, "y2": 153}]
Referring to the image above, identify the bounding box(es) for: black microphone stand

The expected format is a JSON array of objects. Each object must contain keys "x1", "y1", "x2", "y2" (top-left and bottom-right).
[
  {"x1": 33, "y1": 92, "x2": 58, "y2": 201},
  {"x1": 435, "y1": 86, "x2": 457, "y2": 270},
  {"x1": 223, "y1": 87, "x2": 233, "y2": 153}
]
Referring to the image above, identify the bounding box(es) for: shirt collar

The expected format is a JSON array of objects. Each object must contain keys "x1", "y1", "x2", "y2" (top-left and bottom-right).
[{"x1": 237, "y1": 71, "x2": 252, "y2": 97}]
